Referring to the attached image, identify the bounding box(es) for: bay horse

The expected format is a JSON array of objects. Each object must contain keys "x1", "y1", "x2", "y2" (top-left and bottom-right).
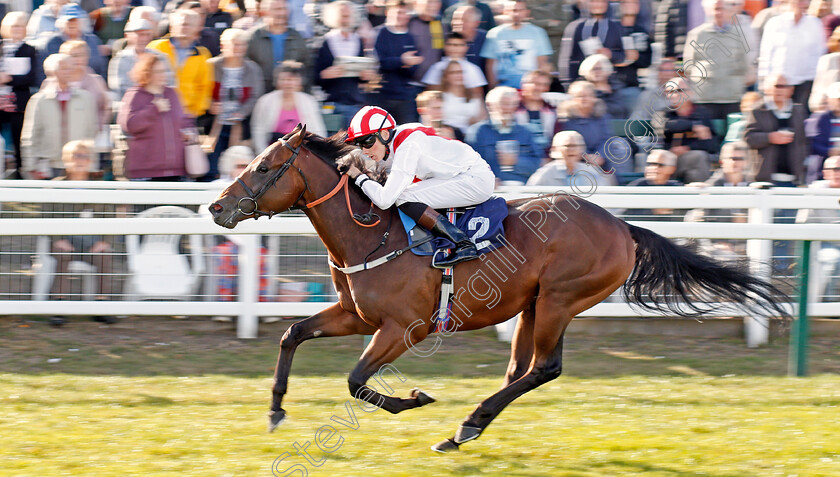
[{"x1": 208, "y1": 125, "x2": 788, "y2": 452}]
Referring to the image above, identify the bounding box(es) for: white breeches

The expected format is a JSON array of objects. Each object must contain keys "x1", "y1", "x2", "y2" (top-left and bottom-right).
[{"x1": 395, "y1": 163, "x2": 496, "y2": 209}]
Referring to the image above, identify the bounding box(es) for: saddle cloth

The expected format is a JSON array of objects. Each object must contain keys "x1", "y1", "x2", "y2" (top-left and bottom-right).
[{"x1": 398, "y1": 197, "x2": 509, "y2": 257}]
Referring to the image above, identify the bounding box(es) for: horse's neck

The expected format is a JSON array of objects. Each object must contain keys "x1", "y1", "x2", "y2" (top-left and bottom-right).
[{"x1": 301, "y1": 170, "x2": 394, "y2": 267}]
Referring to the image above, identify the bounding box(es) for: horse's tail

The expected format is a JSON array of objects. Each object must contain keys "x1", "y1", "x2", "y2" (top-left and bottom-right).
[{"x1": 623, "y1": 223, "x2": 790, "y2": 319}]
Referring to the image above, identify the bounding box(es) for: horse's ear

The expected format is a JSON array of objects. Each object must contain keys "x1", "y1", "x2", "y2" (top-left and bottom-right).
[{"x1": 289, "y1": 123, "x2": 307, "y2": 147}]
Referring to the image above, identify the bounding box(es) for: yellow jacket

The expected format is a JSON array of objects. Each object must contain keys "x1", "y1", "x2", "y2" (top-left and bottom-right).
[{"x1": 147, "y1": 38, "x2": 213, "y2": 117}]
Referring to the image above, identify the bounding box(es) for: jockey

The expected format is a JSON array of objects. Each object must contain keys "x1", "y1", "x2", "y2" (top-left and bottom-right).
[{"x1": 343, "y1": 106, "x2": 496, "y2": 267}]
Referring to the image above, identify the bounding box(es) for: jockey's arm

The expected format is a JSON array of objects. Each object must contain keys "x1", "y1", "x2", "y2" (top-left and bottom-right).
[{"x1": 355, "y1": 140, "x2": 421, "y2": 209}]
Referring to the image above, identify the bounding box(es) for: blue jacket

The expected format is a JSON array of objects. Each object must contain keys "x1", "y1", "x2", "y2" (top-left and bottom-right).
[
  {"x1": 466, "y1": 120, "x2": 541, "y2": 183},
  {"x1": 806, "y1": 110, "x2": 837, "y2": 159},
  {"x1": 373, "y1": 25, "x2": 419, "y2": 101}
]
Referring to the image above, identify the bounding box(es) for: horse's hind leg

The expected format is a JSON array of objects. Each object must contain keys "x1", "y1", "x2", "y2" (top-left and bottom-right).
[
  {"x1": 346, "y1": 323, "x2": 436, "y2": 414},
  {"x1": 269, "y1": 303, "x2": 375, "y2": 432},
  {"x1": 432, "y1": 301, "x2": 570, "y2": 453}
]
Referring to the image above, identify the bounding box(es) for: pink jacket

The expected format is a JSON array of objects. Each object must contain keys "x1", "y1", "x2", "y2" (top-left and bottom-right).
[{"x1": 118, "y1": 87, "x2": 192, "y2": 179}]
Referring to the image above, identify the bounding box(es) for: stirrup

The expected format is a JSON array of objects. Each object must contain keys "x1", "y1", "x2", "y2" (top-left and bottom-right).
[{"x1": 432, "y1": 244, "x2": 479, "y2": 269}]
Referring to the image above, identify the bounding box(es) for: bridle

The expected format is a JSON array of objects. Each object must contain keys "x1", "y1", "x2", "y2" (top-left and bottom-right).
[
  {"x1": 227, "y1": 139, "x2": 305, "y2": 226},
  {"x1": 226, "y1": 137, "x2": 382, "y2": 228}
]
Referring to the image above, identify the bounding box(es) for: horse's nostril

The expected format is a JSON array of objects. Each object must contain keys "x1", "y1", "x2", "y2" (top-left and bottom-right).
[{"x1": 209, "y1": 202, "x2": 224, "y2": 217}]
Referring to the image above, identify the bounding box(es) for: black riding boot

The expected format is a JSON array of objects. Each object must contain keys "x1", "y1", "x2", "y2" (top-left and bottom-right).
[{"x1": 399, "y1": 202, "x2": 478, "y2": 267}]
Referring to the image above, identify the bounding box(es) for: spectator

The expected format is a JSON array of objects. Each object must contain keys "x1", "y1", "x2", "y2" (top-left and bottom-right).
[
  {"x1": 21, "y1": 53, "x2": 98, "y2": 179},
  {"x1": 805, "y1": 81, "x2": 840, "y2": 182},
  {"x1": 819, "y1": 0, "x2": 840, "y2": 40},
  {"x1": 416, "y1": 89, "x2": 462, "y2": 140},
  {"x1": 752, "y1": 0, "x2": 784, "y2": 45},
  {"x1": 204, "y1": 28, "x2": 263, "y2": 182},
  {"x1": 52, "y1": 40, "x2": 110, "y2": 128},
  {"x1": 251, "y1": 60, "x2": 326, "y2": 153},
  {"x1": 28, "y1": 0, "x2": 92, "y2": 41},
  {"x1": 579, "y1": 53, "x2": 628, "y2": 119},
  {"x1": 450, "y1": 4, "x2": 486, "y2": 71},
  {"x1": 373, "y1": 0, "x2": 423, "y2": 123},
  {"x1": 758, "y1": 0, "x2": 826, "y2": 112},
  {"x1": 232, "y1": 0, "x2": 262, "y2": 31},
  {"x1": 286, "y1": 0, "x2": 314, "y2": 39},
  {"x1": 630, "y1": 56, "x2": 676, "y2": 121},
  {"x1": 442, "y1": 0, "x2": 495, "y2": 32},
  {"x1": 41, "y1": 4, "x2": 107, "y2": 78},
  {"x1": 723, "y1": 91, "x2": 763, "y2": 143},
  {"x1": 117, "y1": 53, "x2": 192, "y2": 181},
  {"x1": 89, "y1": 0, "x2": 131, "y2": 58},
  {"x1": 614, "y1": 0, "x2": 652, "y2": 113},
  {"x1": 50, "y1": 140, "x2": 116, "y2": 321},
  {"x1": 480, "y1": 0, "x2": 552, "y2": 88},
  {"x1": 217, "y1": 144, "x2": 254, "y2": 181},
  {"x1": 559, "y1": 0, "x2": 626, "y2": 88},
  {"x1": 514, "y1": 69, "x2": 555, "y2": 159},
  {"x1": 683, "y1": 0, "x2": 753, "y2": 121},
  {"x1": 438, "y1": 60, "x2": 486, "y2": 133},
  {"x1": 315, "y1": 0, "x2": 376, "y2": 129},
  {"x1": 148, "y1": 8, "x2": 213, "y2": 118},
  {"x1": 108, "y1": 19, "x2": 174, "y2": 99},
  {"x1": 110, "y1": 6, "x2": 160, "y2": 56},
  {"x1": 0, "y1": 12, "x2": 39, "y2": 179},
  {"x1": 526, "y1": 0, "x2": 574, "y2": 67},
  {"x1": 654, "y1": 0, "x2": 704, "y2": 61},
  {"x1": 744, "y1": 72, "x2": 809, "y2": 184},
  {"x1": 422, "y1": 32, "x2": 486, "y2": 97},
  {"x1": 628, "y1": 148, "x2": 682, "y2": 185},
  {"x1": 201, "y1": 0, "x2": 233, "y2": 36},
  {"x1": 662, "y1": 76, "x2": 716, "y2": 183},
  {"x1": 246, "y1": 0, "x2": 310, "y2": 94},
  {"x1": 706, "y1": 141, "x2": 752, "y2": 186},
  {"x1": 527, "y1": 130, "x2": 617, "y2": 186},
  {"x1": 408, "y1": 0, "x2": 445, "y2": 83},
  {"x1": 557, "y1": 80, "x2": 633, "y2": 177},
  {"x1": 466, "y1": 86, "x2": 541, "y2": 185},
  {"x1": 808, "y1": 25, "x2": 840, "y2": 112}
]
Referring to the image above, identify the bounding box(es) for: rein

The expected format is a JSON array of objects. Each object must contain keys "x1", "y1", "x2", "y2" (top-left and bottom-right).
[{"x1": 230, "y1": 139, "x2": 381, "y2": 228}]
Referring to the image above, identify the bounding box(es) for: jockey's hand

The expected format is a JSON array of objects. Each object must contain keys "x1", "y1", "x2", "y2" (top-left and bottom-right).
[{"x1": 345, "y1": 165, "x2": 362, "y2": 179}]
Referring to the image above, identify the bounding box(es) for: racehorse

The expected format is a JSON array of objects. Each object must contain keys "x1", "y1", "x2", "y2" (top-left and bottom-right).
[{"x1": 208, "y1": 125, "x2": 789, "y2": 452}]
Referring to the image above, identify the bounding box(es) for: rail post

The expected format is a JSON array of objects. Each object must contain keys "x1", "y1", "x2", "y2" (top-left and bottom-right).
[{"x1": 788, "y1": 240, "x2": 812, "y2": 377}]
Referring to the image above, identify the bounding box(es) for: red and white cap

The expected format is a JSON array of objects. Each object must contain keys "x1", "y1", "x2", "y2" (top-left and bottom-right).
[{"x1": 345, "y1": 106, "x2": 396, "y2": 143}]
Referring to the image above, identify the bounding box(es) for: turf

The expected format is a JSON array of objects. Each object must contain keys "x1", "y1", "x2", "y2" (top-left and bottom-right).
[{"x1": 1, "y1": 317, "x2": 839, "y2": 476}]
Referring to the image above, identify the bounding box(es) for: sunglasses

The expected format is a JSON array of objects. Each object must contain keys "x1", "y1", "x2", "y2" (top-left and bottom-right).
[
  {"x1": 824, "y1": 167, "x2": 840, "y2": 171},
  {"x1": 729, "y1": 155, "x2": 746, "y2": 161},
  {"x1": 647, "y1": 162, "x2": 667, "y2": 167},
  {"x1": 354, "y1": 134, "x2": 378, "y2": 149}
]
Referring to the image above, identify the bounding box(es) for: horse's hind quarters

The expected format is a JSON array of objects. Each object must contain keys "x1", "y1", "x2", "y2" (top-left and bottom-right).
[{"x1": 268, "y1": 408, "x2": 287, "y2": 433}]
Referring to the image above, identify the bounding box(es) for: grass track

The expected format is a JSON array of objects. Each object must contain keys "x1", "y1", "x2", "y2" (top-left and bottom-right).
[
  {"x1": 1, "y1": 317, "x2": 839, "y2": 476},
  {"x1": 3, "y1": 375, "x2": 840, "y2": 476}
]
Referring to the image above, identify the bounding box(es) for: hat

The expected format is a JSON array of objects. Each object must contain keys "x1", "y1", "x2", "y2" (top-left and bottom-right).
[
  {"x1": 59, "y1": 4, "x2": 86, "y2": 20},
  {"x1": 827, "y1": 82, "x2": 840, "y2": 99},
  {"x1": 124, "y1": 18, "x2": 152, "y2": 32}
]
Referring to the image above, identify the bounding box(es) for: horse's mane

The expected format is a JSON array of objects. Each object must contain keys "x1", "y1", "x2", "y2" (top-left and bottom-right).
[{"x1": 302, "y1": 131, "x2": 356, "y2": 165}]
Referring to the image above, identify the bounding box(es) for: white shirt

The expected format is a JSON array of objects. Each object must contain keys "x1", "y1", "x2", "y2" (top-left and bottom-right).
[
  {"x1": 442, "y1": 92, "x2": 483, "y2": 132},
  {"x1": 758, "y1": 13, "x2": 826, "y2": 85},
  {"x1": 324, "y1": 29, "x2": 360, "y2": 58},
  {"x1": 356, "y1": 124, "x2": 486, "y2": 209},
  {"x1": 421, "y1": 58, "x2": 487, "y2": 89}
]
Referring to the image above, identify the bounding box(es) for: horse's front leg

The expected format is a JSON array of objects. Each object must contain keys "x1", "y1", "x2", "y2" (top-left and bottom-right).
[
  {"x1": 347, "y1": 323, "x2": 436, "y2": 414},
  {"x1": 270, "y1": 303, "x2": 375, "y2": 432}
]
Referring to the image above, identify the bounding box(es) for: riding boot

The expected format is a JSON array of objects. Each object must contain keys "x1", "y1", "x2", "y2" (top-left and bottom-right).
[{"x1": 414, "y1": 206, "x2": 479, "y2": 267}]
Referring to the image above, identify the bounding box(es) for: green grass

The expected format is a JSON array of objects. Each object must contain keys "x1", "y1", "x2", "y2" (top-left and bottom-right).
[
  {"x1": 1, "y1": 316, "x2": 839, "y2": 476},
  {"x1": 2, "y1": 374, "x2": 839, "y2": 476}
]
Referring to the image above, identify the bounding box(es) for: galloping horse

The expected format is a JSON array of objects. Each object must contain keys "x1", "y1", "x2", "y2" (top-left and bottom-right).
[{"x1": 208, "y1": 125, "x2": 788, "y2": 452}]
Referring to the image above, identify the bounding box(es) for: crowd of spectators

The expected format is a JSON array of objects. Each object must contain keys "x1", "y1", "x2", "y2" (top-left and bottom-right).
[{"x1": 0, "y1": 0, "x2": 837, "y2": 200}]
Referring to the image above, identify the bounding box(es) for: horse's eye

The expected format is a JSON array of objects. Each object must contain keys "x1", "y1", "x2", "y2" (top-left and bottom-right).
[{"x1": 258, "y1": 165, "x2": 269, "y2": 174}]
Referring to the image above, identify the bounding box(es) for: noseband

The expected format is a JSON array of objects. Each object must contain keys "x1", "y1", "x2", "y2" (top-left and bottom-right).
[{"x1": 230, "y1": 139, "x2": 306, "y2": 223}]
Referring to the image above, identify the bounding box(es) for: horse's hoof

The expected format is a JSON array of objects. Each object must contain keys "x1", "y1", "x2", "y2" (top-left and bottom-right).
[
  {"x1": 431, "y1": 438, "x2": 459, "y2": 453},
  {"x1": 453, "y1": 424, "x2": 482, "y2": 444},
  {"x1": 268, "y1": 409, "x2": 287, "y2": 433},
  {"x1": 411, "y1": 388, "x2": 436, "y2": 406}
]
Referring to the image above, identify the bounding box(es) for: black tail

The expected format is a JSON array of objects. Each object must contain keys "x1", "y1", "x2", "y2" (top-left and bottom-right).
[{"x1": 623, "y1": 223, "x2": 791, "y2": 320}]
